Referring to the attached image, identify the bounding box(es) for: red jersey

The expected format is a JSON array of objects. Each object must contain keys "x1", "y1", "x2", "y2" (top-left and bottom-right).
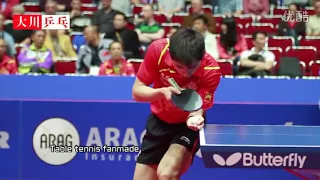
[
  {"x1": 0, "y1": 54, "x2": 18, "y2": 75},
  {"x1": 99, "y1": 58, "x2": 135, "y2": 76},
  {"x1": 137, "y1": 38, "x2": 221, "y2": 124}
]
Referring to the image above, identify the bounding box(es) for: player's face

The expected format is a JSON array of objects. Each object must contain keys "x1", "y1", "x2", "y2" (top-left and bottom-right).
[
  {"x1": 113, "y1": 15, "x2": 126, "y2": 29},
  {"x1": 110, "y1": 42, "x2": 123, "y2": 59},
  {"x1": 172, "y1": 61, "x2": 200, "y2": 77}
]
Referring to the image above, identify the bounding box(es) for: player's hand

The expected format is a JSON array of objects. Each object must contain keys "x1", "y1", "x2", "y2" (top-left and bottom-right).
[
  {"x1": 187, "y1": 115, "x2": 204, "y2": 131},
  {"x1": 160, "y1": 87, "x2": 181, "y2": 100}
]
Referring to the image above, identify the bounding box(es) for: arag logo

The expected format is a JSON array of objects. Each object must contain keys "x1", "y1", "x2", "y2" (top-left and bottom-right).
[
  {"x1": 33, "y1": 118, "x2": 80, "y2": 165},
  {"x1": 213, "y1": 153, "x2": 242, "y2": 166}
]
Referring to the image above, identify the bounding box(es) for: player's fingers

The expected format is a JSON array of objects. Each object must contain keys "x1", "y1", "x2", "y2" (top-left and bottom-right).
[
  {"x1": 197, "y1": 123, "x2": 204, "y2": 130},
  {"x1": 196, "y1": 116, "x2": 204, "y2": 125},
  {"x1": 168, "y1": 87, "x2": 181, "y2": 94}
]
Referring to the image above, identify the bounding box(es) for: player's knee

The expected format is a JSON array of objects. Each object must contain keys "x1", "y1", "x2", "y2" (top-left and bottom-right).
[{"x1": 157, "y1": 165, "x2": 180, "y2": 180}]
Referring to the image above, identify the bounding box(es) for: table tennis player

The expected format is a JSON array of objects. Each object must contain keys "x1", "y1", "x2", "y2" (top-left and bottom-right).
[{"x1": 132, "y1": 28, "x2": 221, "y2": 180}]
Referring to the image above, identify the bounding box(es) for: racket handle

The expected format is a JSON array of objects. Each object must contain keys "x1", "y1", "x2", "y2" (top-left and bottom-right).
[{"x1": 168, "y1": 78, "x2": 183, "y2": 91}]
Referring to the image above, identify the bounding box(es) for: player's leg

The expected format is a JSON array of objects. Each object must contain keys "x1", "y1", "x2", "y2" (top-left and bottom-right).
[
  {"x1": 157, "y1": 128, "x2": 200, "y2": 180},
  {"x1": 133, "y1": 114, "x2": 171, "y2": 180}
]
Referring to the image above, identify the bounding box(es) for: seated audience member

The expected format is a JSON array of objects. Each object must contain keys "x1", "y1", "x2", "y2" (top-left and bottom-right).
[
  {"x1": 217, "y1": 0, "x2": 243, "y2": 15},
  {"x1": 40, "y1": 0, "x2": 72, "y2": 12},
  {"x1": 135, "y1": 4, "x2": 165, "y2": 47},
  {"x1": 99, "y1": 42, "x2": 135, "y2": 76},
  {"x1": 104, "y1": 12, "x2": 141, "y2": 59},
  {"x1": 243, "y1": 0, "x2": 269, "y2": 16},
  {"x1": 217, "y1": 17, "x2": 247, "y2": 61},
  {"x1": 43, "y1": 0, "x2": 58, "y2": 15},
  {"x1": 0, "y1": 39, "x2": 17, "y2": 75},
  {"x1": 0, "y1": 0, "x2": 19, "y2": 19},
  {"x1": 193, "y1": 15, "x2": 219, "y2": 60},
  {"x1": 17, "y1": 30, "x2": 53, "y2": 74},
  {"x1": 158, "y1": 0, "x2": 184, "y2": 19},
  {"x1": 92, "y1": 0, "x2": 118, "y2": 35},
  {"x1": 283, "y1": 0, "x2": 309, "y2": 7},
  {"x1": 5, "y1": 5, "x2": 32, "y2": 45},
  {"x1": 77, "y1": 26, "x2": 113, "y2": 74},
  {"x1": 278, "y1": 3, "x2": 305, "y2": 44},
  {"x1": 0, "y1": 14, "x2": 16, "y2": 57},
  {"x1": 44, "y1": 30, "x2": 77, "y2": 62},
  {"x1": 111, "y1": 0, "x2": 131, "y2": 15},
  {"x1": 70, "y1": 0, "x2": 91, "y2": 32},
  {"x1": 182, "y1": 0, "x2": 216, "y2": 34},
  {"x1": 239, "y1": 31, "x2": 275, "y2": 77},
  {"x1": 306, "y1": 0, "x2": 320, "y2": 36}
]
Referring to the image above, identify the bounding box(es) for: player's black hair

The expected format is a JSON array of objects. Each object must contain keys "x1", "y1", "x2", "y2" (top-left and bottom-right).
[
  {"x1": 252, "y1": 31, "x2": 267, "y2": 40},
  {"x1": 169, "y1": 28, "x2": 205, "y2": 66},
  {"x1": 115, "y1": 11, "x2": 128, "y2": 22},
  {"x1": 193, "y1": 14, "x2": 209, "y2": 25}
]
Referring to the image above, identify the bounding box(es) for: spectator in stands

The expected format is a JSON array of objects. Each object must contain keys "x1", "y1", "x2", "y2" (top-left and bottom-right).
[
  {"x1": 182, "y1": 0, "x2": 216, "y2": 34},
  {"x1": 158, "y1": 0, "x2": 185, "y2": 19},
  {"x1": 5, "y1": 5, "x2": 32, "y2": 45},
  {"x1": 44, "y1": 30, "x2": 77, "y2": 62},
  {"x1": 243, "y1": 0, "x2": 270, "y2": 16},
  {"x1": 193, "y1": 15, "x2": 219, "y2": 60},
  {"x1": 43, "y1": 0, "x2": 58, "y2": 15},
  {"x1": 92, "y1": 0, "x2": 118, "y2": 35},
  {"x1": 111, "y1": 0, "x2": 131, "y2": 15},
  {"x1": 0, "y1": 39, "x2": 17, "y2": 75},
  {"x1": 283, "y1": 0, "x2": 309, "y2": 7},
  {"x1": 70, "y1": 0, "x2": 91, "y2": 33},
  {"x1": 0, "y1": 0, "x2": 19, "y2": 19},
  {"x1": 40, "y1": 0, "x2": 72, "y2": 12},
  {"x1": 278, "y1": 3, "x2": 305, "y2": 45},
  {"x1": 135, "y1": 4, "x2": 165, "y2": 48},
  {"x1": 99, "y1": 41, "x2": 135, "y2": 76},
  {"x1": 17, "y1": 30, "x2": 53, "y2": 74},
  {"x1": 76, "y1": 26, "x2": 113, "y2": 74},
  {"x1": 104, "y1": 12, "x2": 141, "y2": 59},
  {"x1": 0, "y1": 14, "x2": 16, "y2": 57},
  {"x1": 216, "y1": 0, "x2": 243, "y2": 15},
  {"x1": 239, "y1": 31, "x2": 275, "y2": 77},
  {"x1": 306, "y1": 0, "x2": 320, "y2": 36},
  {"x1": 217, "y1": 17, "x2": 247, "y2": 61}
]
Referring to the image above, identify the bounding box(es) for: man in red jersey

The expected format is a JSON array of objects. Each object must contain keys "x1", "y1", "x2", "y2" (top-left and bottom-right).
[{"x1": 132, "y1": 28, "x2": 221, "y2": 180}]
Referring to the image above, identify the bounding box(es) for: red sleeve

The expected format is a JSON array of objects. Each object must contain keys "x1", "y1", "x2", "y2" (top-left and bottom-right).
[
  {"x1": 198, "y1": 60, "x2": 222, "y2": 110},
  {"x1": 136, "y1": 42, "x2": 159, "y2": 85}
]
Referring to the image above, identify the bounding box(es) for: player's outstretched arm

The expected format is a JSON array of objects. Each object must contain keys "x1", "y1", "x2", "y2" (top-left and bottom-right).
[{"x1": 132, "y1": 77, "x2": 180, "y2": 102}]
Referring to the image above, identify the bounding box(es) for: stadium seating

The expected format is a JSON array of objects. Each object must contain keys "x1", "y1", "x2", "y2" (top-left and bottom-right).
[
  {"x1": 299, "y1": 36, "x2": 320, "y2": 55},
  {"x1": 244, "y1": 35, "x2": 253, "y2": 49},
  {"x1": 310, "y1": 60, "x2": 320, "y2": 76},
  {"x1": 128, "y1": 59, "x2": 143, "y2": 73},
  {"x1": 55, "y1": 60, "x2": 77, "y2": 75},
  {"x1": 234, "y1": 15, "x2": 253, "y2": 27},
  {"x1": 186, "y1": 5, "x2": 213, "y2": 14},
  {"x1": 154, "y1": 12, "x2": 168, "y2": 23},
  {"x1": 245, "y1": 23, "x2": 276, "y2": 35},
  {"x1": 217, "y1": 60, "x2": 233, "y2": 75},
  {"x1": 285, "y1": 46, "x2": 317, "y2": 69},
  {"x1": 268, "y1": 36, "x2": 294, "y2": 51},
  {"x1": 132, "y1": 4, "x2": 144, "y2": 15},
  {"x1": 268, "y1": 47, "x2": 283, "y2": 63},
  {"x1": 22, "y1": 2, "x2": 41, "y2": 12},
  {"x1": 259, "y1": 15, "x2": 282, "y2": 27},
  {"x1": 161, "y1": 23, "x2": 181, "y2": 37},
  {"x1": 81, "y1": 3, "x2": 98, "y2": 12},
  {"x1": 171, "y1": 13, "x2": 188, "y2": 24},
  {"x1": 213, "y1": 14, "x2": 225, "y2": 25}
]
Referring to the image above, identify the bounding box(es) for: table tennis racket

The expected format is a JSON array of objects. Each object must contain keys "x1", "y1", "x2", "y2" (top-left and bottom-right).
[{"x1": 167, "y1": 78, "x2": 203, "y2": 112}]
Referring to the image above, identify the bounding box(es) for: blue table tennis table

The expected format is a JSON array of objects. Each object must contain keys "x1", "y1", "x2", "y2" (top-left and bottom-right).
[{"x1": 200, "y1": 124, "x2": 320, "y2": 179}]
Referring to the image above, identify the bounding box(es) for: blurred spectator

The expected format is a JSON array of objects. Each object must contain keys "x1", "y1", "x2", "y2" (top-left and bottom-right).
[
  {"x1": 192, "y1": 15, "x2": 219, "y2": 60},
  {"x1": 111, "y1": 0, "x2": 131, "y2": 15},
  {"x1": 182, "y1": 0, "x2": 216, "y2": 34},
  {"x1": 0, "y1": 39, "x2": 17, "y2": 75},
  {"x1": 99, "y1": 41, "x2": 135, "y2": 76},
  {"x1": 40, "y1": 0, "x2": 72, "y2": 12},
  {"x1": 0, "y1": 14, "x2": 16, "y2": 57},
  {"x1": 92, "y1": 0, "x2": 118, "y2": 35},
  {"x1": 217, "y1": 0, "x2": 243, "y2": 15},
  {"x1": 5, "y1": 5, "x2": 32, "y2": 45},
  {"x1": 158, "y1": 0, "x2": 184, "y2": 19},
  {"x1": 243, "y1": 0, "x2": 269, "y2": 16},
  {"x1": 44, "y1": 30, "x2": 77, "y2": 62},
  {"x1": 135, "y1": 4, "x2": 165, "y2": 47},
  {"x1": 166, "y1": 27, "x2": 179, "y2": 38},
  {"x1": 0, "y1": 0, "x2": 19, "y2": 19},
  {"x1": 278, "y1": 3, "x2": 305, "y2": 44},
  {"x1": 283, "y1": 0, "x2": 309, "y2": 7},
  {"x1": 17, "y1": 30, "x2": 53, "y2": 74},
  {"x1": 306, "y1": 0, "x2": 320, "y2": 36},
  {"x1": 43, "y1": 0, "x2": 58, "y2": 15},
  {"x1": 239, "y1": 31, "x2": 275, "y2": 77},
  {"x1": 217, "y1": 17, "x2": 247, "y2": 60},
  {"x1": 76, "y1": 26, "x2": 113, "y2": 74},
  {"x1": 104, "y1": 12, "x2": 141, "y2": 59},
  {"x1": 70, "y1": 0, "x2": 91, "y2": 32}
]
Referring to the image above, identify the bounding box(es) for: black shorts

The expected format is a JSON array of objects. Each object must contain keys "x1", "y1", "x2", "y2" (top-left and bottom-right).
[{"x1": 137, "y1": 114, "x2": 200, "y2": 165}]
